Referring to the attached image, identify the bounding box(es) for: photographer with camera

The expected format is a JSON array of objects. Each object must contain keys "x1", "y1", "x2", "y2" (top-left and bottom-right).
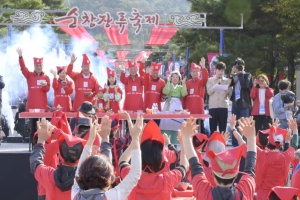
[
  {"x1": 272, "y1": 80, "x2": 295, "y2": 129},
  {"x1": 228, "y1": 58, "x2": 253, "y2": 146}
]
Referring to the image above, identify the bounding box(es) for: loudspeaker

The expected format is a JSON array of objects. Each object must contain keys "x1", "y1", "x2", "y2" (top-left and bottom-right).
[{"x1": 0, "y1": 153, "x2": 37, "y2": 200}]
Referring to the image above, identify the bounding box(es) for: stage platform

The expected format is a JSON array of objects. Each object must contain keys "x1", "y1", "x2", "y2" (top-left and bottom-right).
[{"x1": 0, "y1": 142, "x2": 37, "y2": 200}]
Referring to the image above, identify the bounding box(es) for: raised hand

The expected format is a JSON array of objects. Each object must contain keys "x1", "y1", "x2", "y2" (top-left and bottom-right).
[
  {"x1": 130, "y1": 113, "x2": 144, "y2": 140},
  {"x1": 237, "y1": 117, "x2": 256, "y2": 140},
  {"x1": 199, "y1": 57, "x2": 205, "y2": 67},
  {"x1": 229, "y1": 114, "x2": 237, "y2": 130},
  {"x1": 163, "y1": 133, "x2": 171, "y2": 145},
  {"x1": 269, "y1": 118, "x2": 280, "y2": 128},
  {"x1": 221, "y1": 131, "x2": 230, "y2": 143},
  {"x1": 288, "y1": 117, "x2": 298, "y2": 132},
  {"x1": 182, "y1": 76, "x2": 187, "y2": 84},
  {"x1": 70, "y1": 53, "x2": 77, "y2": 64},
  {"x1": 36, "y1": 118, "x2": 52, "y2": 143},
  {"x1": 88, "y1": 118, "x2": 100, "y2": 145},
  {"x1": 181, "y1": 117, "x2": 198, "y2": 138},
  {"x1": 117, "y1": 64, "x2": 125, "y2": 72},
  {"x1": 50, "y1": 69, "x2": 57, "y2": 77},
  {"x1": 16, "y1": 48, "x2": 23, "y2": 57},
  {"x1": 98, "y1": 115, "x2": 111, "y2": 141}
]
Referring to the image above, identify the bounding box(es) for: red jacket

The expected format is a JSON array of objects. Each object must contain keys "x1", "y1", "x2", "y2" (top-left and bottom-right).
[
  {"x1": 120, "y1": 72, "x2": 144, "y2": 112},
  {"x1": 52, "y1": 78, "x2": 74, "y2": 112},
  {"x1": 67, "y1": 64, "x2": 101, "y2": 111},
  {"x1": 250, "y1": 87, "x2": 274, "y2": 116},
  {"x1": 291, "y1": 166, "x2": 300, "y2": 195},
  {"x1": 139, "y1": 63, "x2": 165, "y2": 111},
  {"x1": 19, "y1": 58, "x2": 50, "y2": 111},
  {"x1": 183, "y1": 68, "x2": 208, "y2": 114},
  {"x1": 256, "y1": 147, "x2": 295, "y2": 200},
  {"x1": 121, "y1": 164, "x2": 183, "y2": 200},
  {"x1": 103, "y1": 86, "x2": 123, "y2": 113}
]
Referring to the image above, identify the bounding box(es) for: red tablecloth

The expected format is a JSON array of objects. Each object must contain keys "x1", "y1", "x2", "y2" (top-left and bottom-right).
[{"x1": 19, "y1": 112, "x2": 211, "y2": 120}]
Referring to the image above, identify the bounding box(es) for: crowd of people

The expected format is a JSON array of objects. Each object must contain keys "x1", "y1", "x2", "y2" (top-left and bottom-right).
[{"x1": 0, "y1": 49, "x2": 298, "y2": 199}]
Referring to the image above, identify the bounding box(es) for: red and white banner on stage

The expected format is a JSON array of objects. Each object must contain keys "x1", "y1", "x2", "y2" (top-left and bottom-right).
[{"x1": 207, "y1": 52, "x2": 219, "y2": 77}]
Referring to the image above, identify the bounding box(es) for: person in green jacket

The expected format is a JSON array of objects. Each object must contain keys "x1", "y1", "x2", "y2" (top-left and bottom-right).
[{"x1": 159, "y1": 71, "x2": 188, "y2": 144}]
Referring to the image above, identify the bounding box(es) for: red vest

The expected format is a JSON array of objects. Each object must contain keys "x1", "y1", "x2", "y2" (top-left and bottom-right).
[
  {"x1": 52, "y1": 78, "x2": 74, "y2": 112},
  {"x1": 120, "y1": 72, "x2": 144, "y2": 112},
  {"x1": 67, "y1": 64, "x2": 101, "y2": 111},
  {"x1": 19, "y1": 58, "x2": 50, "y2": 111},
  {"x1": 143, "y1": 74, "x2": 165, "y2": 111}
]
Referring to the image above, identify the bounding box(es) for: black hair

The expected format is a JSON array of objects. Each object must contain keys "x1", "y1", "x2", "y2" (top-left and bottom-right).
[
  {"x1": 18, "y1": 103, "x2": 26, "y2": 112},
  {"x1": 234, "y1": 58, "x2": 245, "y2": 66},
  {"x1": 269, "y1": 191, "x2": 298, "y2": 200},
  {"x1": 267, "y1": 142, "x2": 282, "y2": 150},
  {"x1": 192, "y1": 135, "x2": 205, "y2": 148},
  {"x1": 60, "y1": 141, "x2": 83, "y2": 163},
  {"x1": 258, "y1": 132, "x2": 269, "y2": 148},
  {"x1": 57, "y1": 69, "x2": 64, "y2": 75},
  {"x1": 213, "y1": 173, "x2": 236, "y2": 185},
  {"x1": 278, "y1": 80, "x2": 291, "y2": 90},
  {"x1": 107, "y1": 79, "x2": 116, "y2": 86},
  {"x1": 141, "y1": 139, "x2": 165, "y2": 173},
  {"x1": 215, "y1": 62, "x2": 227, "y2": 70}
]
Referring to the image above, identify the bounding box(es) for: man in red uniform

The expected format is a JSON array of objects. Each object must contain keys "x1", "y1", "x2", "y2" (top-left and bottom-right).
[
  {"x1": 140, "y1": 61, "x2": 165, "y2": 112},
  {"x1": 17, "y1": 48, "x2": 50, "y2": 147},
  {"x1": 51, "y1": 66, "x2": 74, "y2": 112},
  {"x1": 183, "y1": 58, "x2": 208, "y2": 134},
  {"x1": 67, "y1": 54, "x2": 101, "y2": 111},
  {"x1": 119, "y1": 60, "x2": 145, "y2": 112}
]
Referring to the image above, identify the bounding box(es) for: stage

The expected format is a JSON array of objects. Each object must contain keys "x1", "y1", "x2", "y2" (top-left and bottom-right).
[{"x1": 0, "y1": 143, "x2": 37, "y2": 200}]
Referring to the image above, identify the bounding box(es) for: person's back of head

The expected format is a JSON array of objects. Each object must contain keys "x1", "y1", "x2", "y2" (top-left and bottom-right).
[
  {"x1": 234, "y1": 57, "x2": 245, "y2": 66},
  {"x1": 269, "y1": 186, "x2": 299, "y2": 200},
  {"x1": 76, "y1": 154, "x2": 114, "y2": 190},
  {"x1": 141, "y1": 139, "x2": 164, "y2": 173},
  {"x1": 278, "y1": 80, "x2": 291, "y2": 91},
  {"x1": 60, "y1": 141, "x2": 84, "y2": 164}
]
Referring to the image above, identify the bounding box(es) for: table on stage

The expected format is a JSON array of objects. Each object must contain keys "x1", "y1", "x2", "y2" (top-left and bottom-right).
[{"x1": 19, "y1": 112, "x2": 210, "y2": 120}]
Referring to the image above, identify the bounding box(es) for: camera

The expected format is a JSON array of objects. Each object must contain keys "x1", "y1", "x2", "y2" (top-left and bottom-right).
[{"x1": 281, "y1": 91, "x2": 295, "y2": 104}]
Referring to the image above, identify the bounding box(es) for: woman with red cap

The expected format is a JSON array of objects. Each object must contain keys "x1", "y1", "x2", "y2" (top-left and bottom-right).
[
  {"x1": 182, "y1": 117, "x2": 257, "y2": 200},
  {"x1": 50, "y1": 66, "x2": 74, "y2": 112},
  {"x1": 72, "y1": 114, "x2": 143, "y2": 200},
  {"x1": 119, "y1": 116, "x2": 188, "y2": 200},
  {"x1": 103, "y1": 68, "x2": 123, "y2": 113}
]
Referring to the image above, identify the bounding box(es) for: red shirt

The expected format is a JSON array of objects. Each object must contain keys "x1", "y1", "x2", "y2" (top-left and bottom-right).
[
  {"x1": 121, "y1": 165, "x2": 183, "y2": 200},
  {"x1": 256, "y1": 147, "x2": 295, "y2": 200},
  {"x1": 19, "y1": 58, "x2": 50, "y2": 111},
  {"x1": 103, "y1": 86, "x2": 123, "y2": 113},
  {"x1": 183, "y1": 68, "x2": 208, "y2": 114},
  {"x1": 120, "y1": 72, "x2": 144, "y2": 112},
  {"x1": 52, "y1": 78, "x2": 74, "y2": 112},
  {"x1": 67, "y1": 64, "x2": 101, "y2": 111},
  {"x1": 250, "y1": 87, "x2": 274, "y2": 116}
]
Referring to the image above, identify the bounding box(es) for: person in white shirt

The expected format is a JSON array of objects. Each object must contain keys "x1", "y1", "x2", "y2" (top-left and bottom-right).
[{"x1": 71, "y1": 113, "x2": 143, "y2": 200}]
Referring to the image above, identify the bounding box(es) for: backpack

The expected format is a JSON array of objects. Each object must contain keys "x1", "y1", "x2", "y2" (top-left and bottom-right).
[{"x1": 75, "y1": 188, "x2": 106, "y2": 200}]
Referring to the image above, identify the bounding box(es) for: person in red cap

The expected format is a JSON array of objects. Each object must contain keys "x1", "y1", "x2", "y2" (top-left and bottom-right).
[
  {"x1": 268, "y1": 186, "x2": 299, "y2": 200},
  {"x1": 50, "y1": 66, "x2": 74, "y2": 112},
  {"x1": 291, "y1": 150, "x2": 300, "y2": 198},
  {"x1": 182, "y1": 117, "x2": 257, "y2": 200},
  {"x1": 139, "y1": 60, "x2": 165, "y2": 112},
  {"x1": 118, "y1": 60, "x2": 145, "y2": 112},
  {"x1": 103, "y1": 67, "x2": 123, "y2": 113},
  {"x1": 72, "y1": 114, "x2": 143, "y2": 200},
  {"x1": 206, "y1": 62, "x2": 230, "y2": 134},
  {"x1": 29, "y1": 118, "x2": 86, "y2": 200},
  {"x1": 67, "y1": 53, "x2": 101, "y2": 111},
  {"x1": 256, "y1": 118, "x2": 298, "y2": 200},
  {"x1": 119, "y1": 117, "x2": 188, "y2": 200},
  {"x1": 183, "y1": 58, "x2": 208, "y2": 133},
  {"x1": 17, "y1": 48, "x2": 50, "y2": 147}
]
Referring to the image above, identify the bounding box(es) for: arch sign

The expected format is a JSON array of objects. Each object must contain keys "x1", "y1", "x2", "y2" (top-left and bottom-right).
[{"x1": 5, "y1": 7, "x2": 242, "y2": 35}]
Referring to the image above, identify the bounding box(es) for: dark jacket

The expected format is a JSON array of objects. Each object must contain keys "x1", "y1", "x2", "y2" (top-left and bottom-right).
[
  {"x1": 230, "y1": 72, "x2": 253, "y2": 109},
  {"x1": 0, "y1": 75, "x2": 5, "y2": 109}
]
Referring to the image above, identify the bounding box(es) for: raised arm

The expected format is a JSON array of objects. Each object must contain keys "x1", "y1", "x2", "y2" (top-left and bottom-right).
[
  {"x1": 67, "y1": 54, "x2": 78, "y2": 81},
  {"x1": 17, "y1": 48, "x2": 30, "y2": 79}
]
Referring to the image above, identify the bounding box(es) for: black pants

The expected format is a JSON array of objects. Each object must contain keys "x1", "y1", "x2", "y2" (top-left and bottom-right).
[
  {"x1": 253, "y1": 115, "x2": 272, "y2": 134},
  {"x1": 209, "y1": 108, "x2": 228, "y2": 134}
]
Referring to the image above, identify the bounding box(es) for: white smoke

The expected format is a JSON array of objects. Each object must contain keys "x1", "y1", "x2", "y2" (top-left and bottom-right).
[{"x1": 0, "y1": 24, "x2": 109, "y2": 134}]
